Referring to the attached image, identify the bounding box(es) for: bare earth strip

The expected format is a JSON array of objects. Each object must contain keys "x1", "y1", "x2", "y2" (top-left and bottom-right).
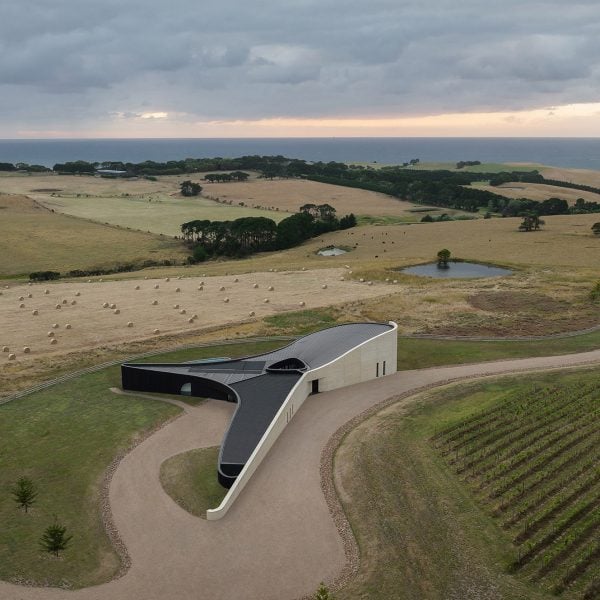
[
  {"x1": 474, "y1": 182, "x2": 600, "y2": 204},
  {"x1": 1, "y1": 350, "x2": 600, "y2": 600}
]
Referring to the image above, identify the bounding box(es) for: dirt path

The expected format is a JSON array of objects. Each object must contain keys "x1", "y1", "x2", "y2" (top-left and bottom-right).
[{"x1": 2, "y1": 350, "x2": 600, "y2": 600}]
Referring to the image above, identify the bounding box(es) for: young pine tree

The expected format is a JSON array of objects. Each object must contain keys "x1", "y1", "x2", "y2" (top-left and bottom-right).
[
  {"x1": 11, "y1": 477, "x2": 37, "y2": 513},
  {"x1": 40, "y1": 519, "x2": 72, "y2": 557},
  {"x1": 314, "y1": 582, "x2": 334, "y2": 600}
]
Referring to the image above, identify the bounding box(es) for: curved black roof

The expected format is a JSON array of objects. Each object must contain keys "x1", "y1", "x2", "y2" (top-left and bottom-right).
[{"x1": 121, "y1": 322, "x2": 394, "y2": 487}]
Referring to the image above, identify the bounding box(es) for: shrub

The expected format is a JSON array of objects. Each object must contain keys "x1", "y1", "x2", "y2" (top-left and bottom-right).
[{"x1": 29, "y1": 271, "x2": 60, "y2": 281}]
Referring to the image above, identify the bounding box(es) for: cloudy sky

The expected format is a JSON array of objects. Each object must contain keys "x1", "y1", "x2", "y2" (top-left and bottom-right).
[{"x1": 2, "y1": 0, "x2": 600, "y2": 137}]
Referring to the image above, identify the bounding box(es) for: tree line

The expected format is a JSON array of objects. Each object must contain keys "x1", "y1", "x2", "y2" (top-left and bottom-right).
[{"x1": 181, "y1": 204, "x2": 356, "y2": 260}]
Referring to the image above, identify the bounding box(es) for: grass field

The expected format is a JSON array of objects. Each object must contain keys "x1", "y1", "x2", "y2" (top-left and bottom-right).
[
  {"x1": 0, "y1": 195, "x2": 188, "y2": 276},
  {"x1": 159, "y1": 447, "x2": 227, "y2": 517},
  {"x1": 0, "y1": 339, "x2": 286, "y2": 588},
  {"x1": 471, "y1": 182, "x2": 600, "y2": 204},
  {"x1": 334, "y1": 369, "x2": 599, "y2": 600},
  {"x1": 202, "y1": 177, "x2": 468, "y2": 220}
]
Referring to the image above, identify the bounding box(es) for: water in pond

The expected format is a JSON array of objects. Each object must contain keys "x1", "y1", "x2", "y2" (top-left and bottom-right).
[
  {"x1": 400, "y1": 262, "x2": 512, "y2": 278},
  {"x1": 318, "y1": 247, "x2": 347, "y2": 256}
]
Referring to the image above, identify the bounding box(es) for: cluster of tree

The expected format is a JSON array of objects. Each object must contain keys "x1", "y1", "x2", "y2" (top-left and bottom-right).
[
  {"x1": 421, "y1": 213, "x2": 453, "y2": 222},
  {"x1": 204, "y1": 171, "x2": 249, "y2": 183},
  {"x1": 182, "y1": 204, "x2": 356, "y2": 259},
  {"x1": 518, "y1": 214, "x2": 545, "y2": 231},
  {"x1": 29, "y1": 271, "x2": 60, "y2": 281},
  {"x1": 0, "y1": 162, "x2": 51, "y2": 172},
  {"x1": 437, "y1": 248, "x2": 451, "y2": 267},
  {"x1": 11, "y1": 477, "x2": 72, "y2": 556},
  {"x1": 456, "y1": 161, "x2": 481, "y2": 169},
  {"x1": 180, "y1": 180, "x2": 202, "y2": 196}
]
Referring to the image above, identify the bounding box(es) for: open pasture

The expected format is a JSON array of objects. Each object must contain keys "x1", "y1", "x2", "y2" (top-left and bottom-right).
[
  {"x1": 0, "y1": 268, "x2": 390, "y2": 364},
  {"x1": 0, "y1": 173, "x2": 291, "y2": 236},
  {"x1": 201, "y1": 177, "x2": 463, "y2": 219},
  {"x1": 0, "y1": 195, "x2": 187, "y2": 276},
  {"x1": 473, "y1": 181, "x2": 600, "y2": 204}
]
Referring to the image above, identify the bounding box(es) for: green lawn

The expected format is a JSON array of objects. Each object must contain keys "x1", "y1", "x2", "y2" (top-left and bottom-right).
[
  {"x1": 0, "y1": 339, "x2": 286, "y2": 588},
  {"x1": 397, "y1": 330, "x2": 600, "y2": 370},
  {"x1": 160, "y1": 447, "x2": 227, "y2": 517},
  {"x1": 335, "y1": 368, "x2": 599, "y2": 600}
]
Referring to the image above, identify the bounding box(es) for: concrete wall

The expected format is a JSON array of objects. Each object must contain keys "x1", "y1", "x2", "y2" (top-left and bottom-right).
[{"x1": 206, "y1": 321, "x2": 398, "y2": 520}]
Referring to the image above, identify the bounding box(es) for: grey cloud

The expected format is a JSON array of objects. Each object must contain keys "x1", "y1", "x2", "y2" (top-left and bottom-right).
[{"x1": 1, "y1": 0, "x2": 600, "y2": 131}]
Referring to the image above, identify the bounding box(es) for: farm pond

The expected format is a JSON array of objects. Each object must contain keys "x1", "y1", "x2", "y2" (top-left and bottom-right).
[{"x1": 400, "y1": 261, "x2": 513, "y2": 279}]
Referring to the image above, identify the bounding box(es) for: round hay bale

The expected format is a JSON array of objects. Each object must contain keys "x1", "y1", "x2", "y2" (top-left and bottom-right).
[
  {"x1": 385, "y1": 278, "x2": 390, "y2": 282},
  {"x1": 47, "y1": 332, "x2": 54, "y2": 338},
  {"x1": 197, "y1": 286, "x2": 203, "y2": 291},
  {"x1": 27, "y1": 293, "x2": 32, "y2": 298},
  {"x1": 340, "y1": 277, "x2": 345, "y2": 281},
  {"x1": 28, "y1": 282, "x2": 32, "y2": 286},
  {"x1": 188, "y1": 317, "x2": 194, "y2": 323},
  {"x1": 200, "y1": 281, "x2": 205, "y2": 286},
  {"x1": 180, "y1": 309, "x2": 187, "y2": 314},
  {"x1": 223, "y1": 298, "x2": 229, "y2": 303},
  {"x1": 273, "y1": 268, "x2": 278, "y2": 272},
  {"x1": 219, "y1": 286, "x2": 225, "y2": 291},
  {"x1": 151, "y1": 300, "x2": 158, "y2": 305},
  {"x1": 23, "y1": 347, "x2": 31, "y2": 354},
  {"x1": 154, "y1": 284, "x2": 160, "y2": 289},
  {"x1": 102, "y1": 302, "x2": 109, "y2": 308},
  {"x1": 268, "y1": 286, "x2": 274, "y2": 291},
  {"x1": 268, "y1": 268, "x2": 273, "y2": 272},
  {"x1": 19, "y1": 303, "x2": 25, "y2": 308},
  {"x1": 359, "y1": 278, "x2": 365, "y2": 283},
  {"x1": 202, "y1": 273, "x2": 206, "y2": 277},
  {"x1": 173, "y1": 304, "x2": 180, "y2": 309},
  {"x1": 75, "y1": 291, "x2": 81, "y2": 296},
  {"x1": 127, "y1": 321, "x2": 133, "y2": 327},
  {"x1": 71, "y1": 300, "x2": 76, "y2": 305},
  {"x1": 253, "y1": 283, "x2": 259, "y2": 289},
  {"x1": 2, "y1": 346, "x2": 9, "y2": 352},
  {"x1": 368, "y1": 281, "x2": 373, "y2": 286},
  {"x1": 321, "y1": 284, "x2": 328, "y2": 289},
  {"x1": 99, "y1": 278, "x2": 103, "y2": 282},
  {"x1": 109, "y1": 303, "x2": 116, "y2": 309},
  {"x1": 44, "y1": 289, "x2": 50, "y2": 294},
  {"x1": 348, "y1": 270, "x2": 353, "y2": 274},
  {"x1": 88, "y1": 279, "x2": 92, "y2": 283},
  {"x1": 8, "y1": 353, "x2": 16, "y2": 360},
  {"x1": 299, "y1": 301, "x2": 305, "y2": 307},
  {"x1": 55, "y1": 304, "x2": 61, "y2": 309},
  {"x1": 18, "y1": 296, "x2": 24, "y2": 301},
  {"x1": 263, "y1": 298, "x2": 270, "y2": 303},
  {"x1": 32, "y1": 310, "x2": 38, "y2": 316},
  {"x1": 114, "y1": 309, "x2": 120, "y2": 314},
  {"x1": 344, "y1": 264, "x2": 350, "y2": 269},
  {"x1": 234, "y1": 278, "x2": 239, "y2": 283},
  {"x1": 65, "y1": 324, "x2": 72, "y2": 329},
  {"x1": 165, "y1": 277, "x2": 170, "y2": 282},
  {"x1": 144, "y1": 276, "x2": 148, "y2": 280},
  {"x1": 249, "y1": 311, "x2": 255, "y2": 317},
  {"x1": 175, "y1": 287, "x2": 181, "y2": 292},
  {"x1": 393, "y1": 279, "x2": 398, "y2": 284},
  {"x1": 135, "y1": 285, "x2": 140, "y2": 290},
  {"x1": 62, "y1": 299, "x2": 67, "y2": 305},
  {"x1": 301, "y1": 267, "x2": 306, "y2": 271},
  {"x1": 153, "y1": 328, "x2": 160, "y2": 334},
  {"x1": 50, "y1": 338, "x2": 57, "y2": 345},
  {"x1": 52, "y1": 323, "x2": 59, "y2": 329},
  {"x1": 4, "y1": 285, "x2": 9, "y2": 289}
]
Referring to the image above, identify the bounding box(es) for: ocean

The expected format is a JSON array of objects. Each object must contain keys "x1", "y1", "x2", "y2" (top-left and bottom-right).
[{"x1": 0, "y1": 137, "x2": 599, "y2": 170}]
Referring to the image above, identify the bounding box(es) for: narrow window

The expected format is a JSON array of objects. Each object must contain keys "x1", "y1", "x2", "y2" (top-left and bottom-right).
[
  {"x1": 311, "y1": 380, "x2": 320, "y2": 394},
  {"x1": 383, "y1": 360, "x2": 386, "y2": 375},
  {"x1": 376, "y1": 362, "x2": 379, "y2": 377}
]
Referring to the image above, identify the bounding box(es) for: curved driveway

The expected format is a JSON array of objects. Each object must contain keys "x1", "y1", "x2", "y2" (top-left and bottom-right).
[{"x1": 2, "y1": 349, "x2": 600, "y2": 600}]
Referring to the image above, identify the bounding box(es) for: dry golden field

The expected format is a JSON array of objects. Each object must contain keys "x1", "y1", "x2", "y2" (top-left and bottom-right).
[
  {"x1": 473, "y1": 182, "x2": 600, "y2": 204},
  {"x1": 0, "y1": 268, "x2": 391, "y2": 365},
  {"x1": 201, "y1": 177, "x2": 460, "y2": 218},
  {"x1": 0, "y1": 173, "x2": 291, "y2": 236},
  {"x1": 0, "y1": 194, "x2": 188, "y2": 276}
]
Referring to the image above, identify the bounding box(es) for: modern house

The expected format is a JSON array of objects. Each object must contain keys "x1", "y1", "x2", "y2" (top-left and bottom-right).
[{"x1": 121, "y1": 321, "x2": 398, "y2": 518}]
